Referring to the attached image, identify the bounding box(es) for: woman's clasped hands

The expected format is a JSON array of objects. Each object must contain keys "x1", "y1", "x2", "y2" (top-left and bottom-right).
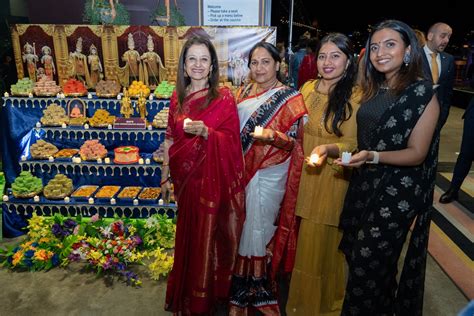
[{"x1": 184, "y1": 120, "x2": 209, "y2": 139}]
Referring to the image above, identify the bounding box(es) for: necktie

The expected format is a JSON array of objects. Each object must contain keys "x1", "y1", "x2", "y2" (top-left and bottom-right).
[{"x1": 431, "y1": 52, "x2": 439, "y2": 83}]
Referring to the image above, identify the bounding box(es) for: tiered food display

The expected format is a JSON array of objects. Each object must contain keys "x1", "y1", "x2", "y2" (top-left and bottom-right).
[
  {"x1": 71, "y1": 185, "x2": 99, "y2": 200},
  {"x1": 94, "y1": 185, "x2": 121, "y2": 199},
  {"x1": 40, "y1": 103, "x2": 69, "y2": 126},
  {"x1": 117, "y1": 186, "x2": 142, "y2": 200},
  {"x1": 11, "y1": 171, "x2": 43, "y2": 198},
  {"x1": 54, "y1": 148, "x2": 79, "y2": 159},
  {"x1": 63, "y1": 79, "x2": 88, "y2": 96},
  {"x1": 152, "y1": 107, "x2": 169, "y2": 128},
  {"x1": 95, "y1": 80, "x2": 121, "y2": 97},
  {"x1": 43, "y1": 174, "x2": 74, "y2": 199},
  {"x1": 128, "y1": 80, "x2": 150, "y2": 98},
  {"x1": 30, "y1": 140, "x2": 59, "y2": 159},
  {"x1": 89, "y1": 109, "x2": 115, "y2": 127},
  {"x1": 79, "y1": 140, "x2": 108, "y2": 160},
  {"x1": 33, "y1": 77, "x2": 61, "y2": 96},
  {"x1": 154, "y1": 81, "x2": 175, "y2": 99},
  {"x1": 10, "y1": 78, "x2": 34, "y2": 96}
]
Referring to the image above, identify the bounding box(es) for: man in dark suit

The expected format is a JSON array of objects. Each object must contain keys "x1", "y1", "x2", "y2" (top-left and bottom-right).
[
  {"x1": 439, "y1": 97, "x2": 474, "y2": 203},
  {"x1": 422, "y1": 22, "x2": 455, "y2": 128}
]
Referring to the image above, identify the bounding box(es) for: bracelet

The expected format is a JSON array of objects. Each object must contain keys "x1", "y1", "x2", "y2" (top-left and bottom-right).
[
  {"x1": 366, "y1": 151, "x2": 379, "y2": 164},
  {"x1": 160, "y1": 177, "x2": 170, "y2": 185}
]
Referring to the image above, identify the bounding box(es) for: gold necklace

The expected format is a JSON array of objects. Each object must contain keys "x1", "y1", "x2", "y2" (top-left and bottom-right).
[{"x1": 255, "y1": 80, "x2": 279, "y2": 99}]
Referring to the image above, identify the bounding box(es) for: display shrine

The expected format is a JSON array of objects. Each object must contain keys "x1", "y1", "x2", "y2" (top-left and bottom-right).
[{"x1": 1, "y1": 24, "x2": 276, "y2": 237}]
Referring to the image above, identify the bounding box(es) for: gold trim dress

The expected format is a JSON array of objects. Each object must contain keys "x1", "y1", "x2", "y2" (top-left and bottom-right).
[{"x1": 286, "y1": 80, "x2": 361, "y2": 316}]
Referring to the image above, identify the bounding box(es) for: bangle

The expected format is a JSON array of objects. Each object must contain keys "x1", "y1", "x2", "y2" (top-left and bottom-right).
[
  {"x1": 162, "y1": 162, "x2": 169, "y2": 166},
  {"x1": 160, "y1": 177, "x2": 170, "y2": 185},
  {"x1": 366, "y1": 151, "x2": 379, "y2": 164}
]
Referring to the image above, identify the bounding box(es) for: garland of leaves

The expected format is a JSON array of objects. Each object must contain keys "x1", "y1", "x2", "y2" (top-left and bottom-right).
[
  {"x1": 83, "y1": 0, "x2": 130, "y2": 25},
  {"x1": 150, "y1": 5, "x2": 186, "y2": 26}
]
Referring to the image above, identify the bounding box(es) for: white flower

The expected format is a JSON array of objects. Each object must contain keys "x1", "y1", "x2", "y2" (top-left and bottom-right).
[
  {"x1": 361, "y1": 181, "x2": 370, "y2": 191},
  {"x1": 379, "y1": 207, "x2": 391, "y2": 218},
  {"x1": 358, "y1": 230, "x2": 365, "y2": 240},
  {"x1": 418, "y1": 104, "x2": 426, "y2": 114},
  {"x1": 386, "y1": 186, "x2": 398, "y2": 196},
  {"x1": 400, "y1": 176, "x2": 413, "y2": 188},
  {"x1": 399, "y1": 95, "x2": 408, "y2": 103},
  {"x1": 403, "y1": 108, "x2": 412, "y2": 121},
  {"x1": 354, "y1": 267, "x2": 365, "y2": 276},
  {"x1": 376, "y1": 140, "x2": 386, "y2": 151},
  {"x1": 388, "y1": 222, "x2": 399, "y2": 229},
  {"x1": 360, "y1": 247, "x2": 372, "y2": 257},
  {"x1": 398, "y1": 200, "x2": 410, "y2": 212},
  {"x1": 370, "y1": 227, "x2": 381, "y2": 238},
  {"x1": 392, "y1": 134, "x2": 403, "y2": 145},
  {"x1": 385, "y1": 116, "x2": 397, "y2": 128},
  {"x1": 415, "y1": 84, "x2": 426, "y2": 96},
  {"x1": 145, "y1": 216, "x2": 159, "y2": 229}
]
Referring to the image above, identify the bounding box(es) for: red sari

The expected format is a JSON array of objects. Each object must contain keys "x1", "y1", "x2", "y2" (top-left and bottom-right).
[{"x1": 165, "y1": 87, "x2": 246, "y2": 315}]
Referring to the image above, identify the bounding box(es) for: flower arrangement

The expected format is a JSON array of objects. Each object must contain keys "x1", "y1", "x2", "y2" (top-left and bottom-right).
[{"x1": 1, "y1": 213, "x2": 176, "y2": 286}]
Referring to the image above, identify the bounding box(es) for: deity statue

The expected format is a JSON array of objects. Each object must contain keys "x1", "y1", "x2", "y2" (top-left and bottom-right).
[
  {"x1": 40, "y1": 46, "x2": 56, "y2": 80},
  {"x1": 137, "y1": 92, "x2": 147, "y2": 120},
  {"x1": 117, "y1": 33, "x2": 142, "y2": 87},
  {"x1": 88, "y1": 44, "x2": 103, "y2": 88},
  {"x1": 140, "y1": 34, "x2": 167, "y2": 88},
  {"x1": 22, "y1": 42, "x2": 39, "y2": 82},
  {"x1": 68, "y1": 37, "x2": 92, "y2": 87},
  {"x1": 120, "y1": 87, "x2": 133, "y2": 118}
]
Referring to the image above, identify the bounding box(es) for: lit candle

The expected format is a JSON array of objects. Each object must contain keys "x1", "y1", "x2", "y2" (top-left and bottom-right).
[
  {"x1": 34, "y1": 195, "x2": 40, "y2": 202},
  {"x1": 254, "y1": 125, "x2": 263, "y2": 136},
  {"x1": 87, "y1": 93, "x2": 93, "y2": 99},
  {"x1": 148, "y1": 94, "x2": 154, "y2": 101},
  {"x1": 3, "y1": 195, "x2": 9, "y2": 202},
  {"x1": 61, "y1": 122, "x2": 67, "y2": 128},
  {"x1": 36, "y1": 122, "x2": 42, "y2": 128},
  {"x1": 158, "y1": 198, "x2": 164, "y2": 205},
  {"x1": 309, "y1": 153, "x2": 320, "y2": 165},
  {"x1": 104, "y1": 157, "x2": 111, "y2": 164},
  {"x1": 28, "y1": 93, "x2": 33, "y2": 98},
  {"x1": 138, "y1": 158, "x2": 144, "y2": 165},
  {"x1": 64, "y1": 196, "x2": 70, "y2": 203},
  {"x1": 117, "y1": 94, "x2": 122, "y2": 100},
  {"x1": 48, "y1": 156, "x2": 54, "y2": 162},
  {"x1": 341, "y1": 152, "x2": 352, "y2": 164},
  {"x1": 76, "y1": 157, "x2": 82, "y2": 163},
  {"x1": 88, "y1": 197, "x2": 94, "y2": 204},
  {"x1": 60, "y1": 93, "x2": 65, "y2": 99},
  {"x1": 147, "y1": 125, "x2": 153, "y2": 131},
  {"x1": 4, "y1": 92, "x2": 9, "y2": 97},
  {"x1": 97, "y1": 157, "x2": 102, "y2": 164},
  {"x1": 21, "y1": 155, "x2": 27, "y2": 161},
  {"x1": 183, "y1": 118, "x2": 192, "y2": 128},
  {"x1": 133, "y1": 199, "x2": 138, "y2": 206},
  {"x1": 84, "y1": 123, "x2": 89, "y2": 129},
  {"x1": 107, "y1": 124, "x2": 113, "y2": 130},
  {"x1": 56, "y1": 93, "x2": 60, "y2": 98},
  {"x1": 110, "y1": 198, "x2": 116, "y2": 205},
  {"x1": 145, "y1": 158, "x2": 151, "y2": 165}
]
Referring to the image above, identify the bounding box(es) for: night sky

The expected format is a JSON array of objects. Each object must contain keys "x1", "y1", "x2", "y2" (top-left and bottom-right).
[{"x1": 271, "y1": 0, "x2": 472, "y2": 53}]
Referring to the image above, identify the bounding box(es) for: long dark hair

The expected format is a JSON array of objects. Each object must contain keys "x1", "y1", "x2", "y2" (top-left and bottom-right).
[
  {"x1": 318, "y1": 33, "x2": 357, "y2": 137},
  {"x1": 361, "y1": 19, "x2": 424, "y2": 102},
  {"x1": 247, "y1": 41, "x2": 282, "y2": 82},
  {"x1": 176, "y1": 36, "x2": 220, "y2": 111}
]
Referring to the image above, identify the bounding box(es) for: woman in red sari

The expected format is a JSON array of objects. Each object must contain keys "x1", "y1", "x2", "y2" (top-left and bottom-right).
[
  {"x1": 229, "y1": 42, "x2": 307, "y2": 315},
  {"x1": 162, "y1": 36, "x2": 246, "y2": 315}
]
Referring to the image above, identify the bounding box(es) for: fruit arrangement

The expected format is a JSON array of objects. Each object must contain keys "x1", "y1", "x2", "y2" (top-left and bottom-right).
[
  {"x1": 95, "y1": 80, "x2": 121, "y2": 97},
  {"x1": 152, "y1": 107, "x2": 169, "y2": 128},
  {"x1": 154, "y1": 81, "x2": 175, "y2": 99},
  {"x1": 11, "y1": 171, "x2": 43, "y2": 198},
  {"x1": 40, "y1": 103, "x2": 69, "y2": 126},
  {"x1": 128, "y1": 80, "x2": 150, "y2": 98},
  {"x1": 30, "y1": 140, "x2": 59, "y2": 159},
  {"x1": 79, "y1": 139, "x2": 108, "y2": 160},
  {"x1": 43, "y1": 174, "x2": 73, "y2": 199},
  {"x1": 63, "y1": 79, "x2": 87, "y2": 96},
  {"x1": 33, "y1": 77, "x2": 61, "y2": 96},
  {"x1": 10, "y1": 78, "x2": 34, "y2": 96}
]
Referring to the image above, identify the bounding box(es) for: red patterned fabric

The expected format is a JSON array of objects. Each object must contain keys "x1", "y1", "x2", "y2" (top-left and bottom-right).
[{"x1": 165, "y1": 87, "x2": 246, "y2": 315}]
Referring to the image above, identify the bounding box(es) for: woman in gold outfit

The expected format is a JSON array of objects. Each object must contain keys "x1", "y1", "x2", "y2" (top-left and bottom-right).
[{"x1": 286, "y1": 33, "x2": 361, "y2": 316}]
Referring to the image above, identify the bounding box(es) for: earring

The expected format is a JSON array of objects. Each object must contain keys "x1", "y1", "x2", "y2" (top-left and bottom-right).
[{"x1": 403, "y1": 52, "x2": 411, "y2": 66}]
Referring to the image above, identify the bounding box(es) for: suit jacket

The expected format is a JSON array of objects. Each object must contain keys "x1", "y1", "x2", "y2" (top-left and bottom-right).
[{"x1": 422, "y1": 51, "x2": 455, "y2": 127}]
